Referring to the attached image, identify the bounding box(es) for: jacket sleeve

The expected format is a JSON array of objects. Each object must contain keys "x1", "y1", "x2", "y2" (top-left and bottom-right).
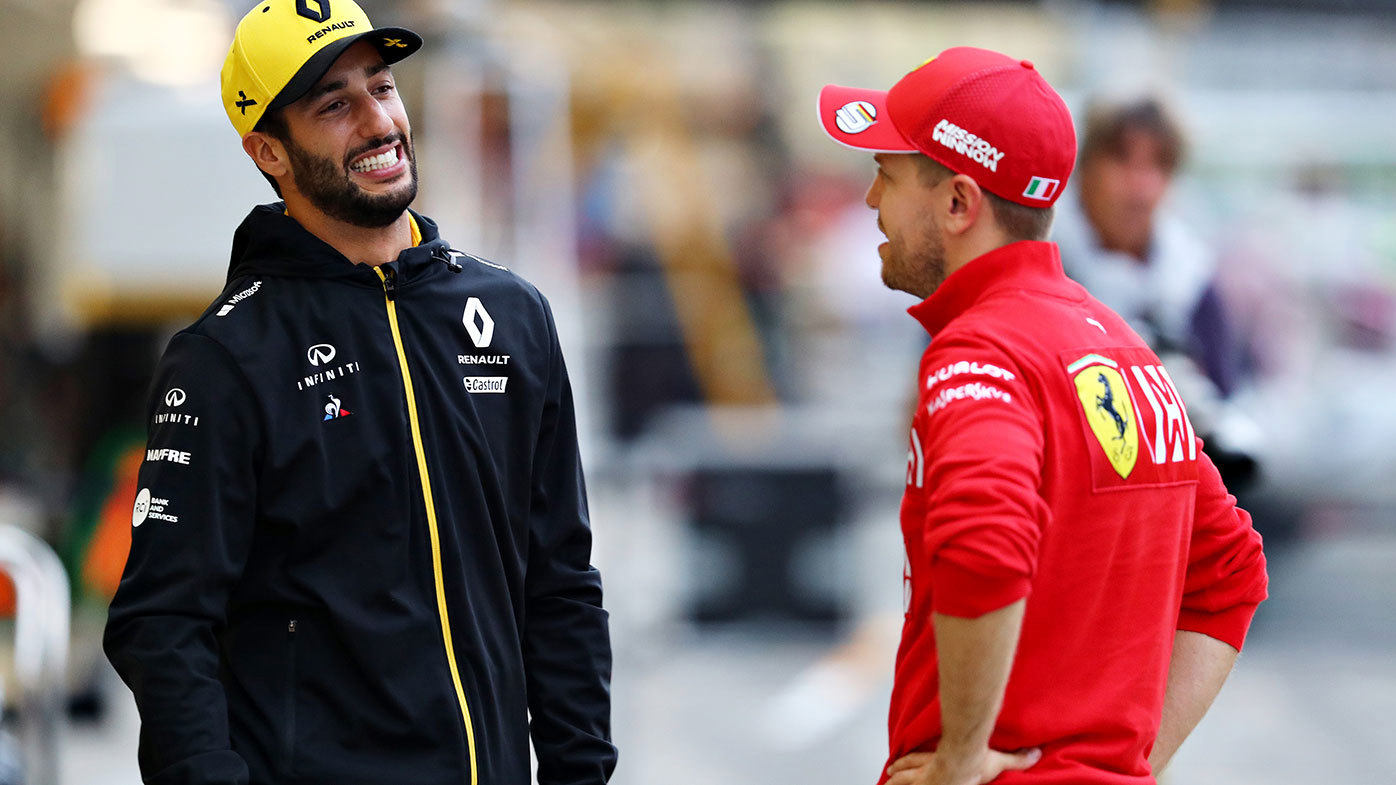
[
  {"x1": 1176, "y1": 447, "x2": 1268, "y2": 650},
  {"x1": 523, "y1": 300, "x2": 616, "y2": 785},
  {"x1": 103, "y1": 331, "x2": 260, "y2": 785},
  {"x1": 916, "y1": 330, "x2": 1051, "y2": 619}
]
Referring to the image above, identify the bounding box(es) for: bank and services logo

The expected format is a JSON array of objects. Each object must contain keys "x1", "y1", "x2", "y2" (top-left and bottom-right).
[
  {"x1": 164, "y1": 388, "x2": 187, "y2": 407},
  {"x1": 132, "y1": 488, "x2": 151, "y2": 527},
  {"x1": 307, "y1": 344, "x2": 337, "y2": 366},
  {"x1": 1069, "y1": 356, "x2": 1139, "y2": 479},
  {"x1": 463, "y1": 298, "x2": 495, "y2": 348},
  {"x1": 323, "y1": 394, "x2": 352, "y2": 420}
]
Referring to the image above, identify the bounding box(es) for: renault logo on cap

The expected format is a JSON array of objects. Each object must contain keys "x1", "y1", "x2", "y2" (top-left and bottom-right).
[
  {"x1": 307, "y1": 344, "x2": 337, "y2": 366},
  {"x1": 296, "y1": 0, "x2": 332, "y2": 23}
]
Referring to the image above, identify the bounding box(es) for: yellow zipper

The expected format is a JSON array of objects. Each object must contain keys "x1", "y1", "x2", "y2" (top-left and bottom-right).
[{"x1": 374, "y1": 264, "x2": 478, "y2": 785}]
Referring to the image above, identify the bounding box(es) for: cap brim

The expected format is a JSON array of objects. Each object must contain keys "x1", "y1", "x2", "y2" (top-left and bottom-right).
[
  {"x1": 269, "y1": 27, "x2": 424, "y2": 111},
  {"x1": 818, "y1": 84, "x2": 917, "y2": 153}
]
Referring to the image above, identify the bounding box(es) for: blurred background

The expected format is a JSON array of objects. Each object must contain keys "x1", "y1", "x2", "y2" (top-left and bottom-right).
[{"x1": 0, "y1": 0, "x2": 1394, "y2": 783}]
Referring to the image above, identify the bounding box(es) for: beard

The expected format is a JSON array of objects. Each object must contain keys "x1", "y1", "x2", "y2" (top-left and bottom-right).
[
  {"x1": 284, "y1": 132, "x2": 418, "y2": 228},
  {"x1": 880, "y1": 211, "x2": 947, "y2": 300}
]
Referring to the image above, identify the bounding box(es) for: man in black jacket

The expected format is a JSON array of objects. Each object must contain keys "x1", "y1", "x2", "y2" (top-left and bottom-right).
[{"x1": 104, "y1": 2, "x2": 616, "y2": 784}]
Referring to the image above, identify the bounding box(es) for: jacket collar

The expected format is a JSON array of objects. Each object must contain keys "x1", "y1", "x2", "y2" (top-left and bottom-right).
[
  {"x1": 907, "y1": 240, "x2": 1076, "y2": 336},
  {"x1": 225, "y1": 202, "x2": 452, "y2": 287}
]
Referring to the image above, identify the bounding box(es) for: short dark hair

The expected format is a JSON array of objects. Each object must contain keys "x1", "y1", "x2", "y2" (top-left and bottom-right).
[
  {"x1": 250, "y1": 107, "x2": 291, "y2": 197},
  {"x1": 1079, "y1": 96, "x2": 1185, "y2": 174},
  {"x1": 914, "y1": 156, "x2": 1055, "y2": 242}
]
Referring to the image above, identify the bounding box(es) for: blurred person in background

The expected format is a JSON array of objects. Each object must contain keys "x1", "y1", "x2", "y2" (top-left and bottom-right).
[
  {"x1": 1053, "y1": 96, "x2": 1260, "y2": 489},
  {"x1": 818, "y1": 47, "x2": 1267, "y2": 785},
  {"x1": 101, "y1": 2, "x2": 615, "y2": 784}
]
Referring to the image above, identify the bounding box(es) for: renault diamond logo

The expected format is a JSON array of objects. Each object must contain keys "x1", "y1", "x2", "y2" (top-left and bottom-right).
[
  {"x1": 307, "y1": 344, "x2": 337, "y2": 366},
  {"x1": 164, "y1": 388, "x2": 187, "y2": 407},
  {"x1": 462, "y1": 298, "x2": 495, "y2": 348}
]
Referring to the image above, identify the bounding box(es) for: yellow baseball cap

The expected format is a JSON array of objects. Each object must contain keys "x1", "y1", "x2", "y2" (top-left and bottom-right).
[{"x1": 220, "y1": 0, "x2": 422, "y2": 137}]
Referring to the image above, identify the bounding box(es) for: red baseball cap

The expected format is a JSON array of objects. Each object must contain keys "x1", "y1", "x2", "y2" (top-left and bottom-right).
[{"x1": 819, "y1": 47, "x2": 1077, "y2": 207}]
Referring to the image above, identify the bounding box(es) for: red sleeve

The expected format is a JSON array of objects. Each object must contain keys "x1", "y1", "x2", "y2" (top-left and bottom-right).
[
  {"x1": 916, "y1": 331, "x2": 1051, "y2": 619},
  {"x1": 1176, "y1": 446, "x2": 1268, "y2": 650}
]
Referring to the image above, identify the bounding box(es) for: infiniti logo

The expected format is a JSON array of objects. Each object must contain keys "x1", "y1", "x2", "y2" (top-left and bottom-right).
[
  {"x1": 164, "y1": 388, "x2": 187, "y2": 407},
  {"x1": 307, "y1": 344, "x2": 337, "y2": 366}
]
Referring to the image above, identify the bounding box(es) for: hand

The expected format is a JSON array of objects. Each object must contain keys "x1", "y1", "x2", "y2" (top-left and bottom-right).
[{"x1": 885, "y1": 746, "x2": 1041, "y2": 785}]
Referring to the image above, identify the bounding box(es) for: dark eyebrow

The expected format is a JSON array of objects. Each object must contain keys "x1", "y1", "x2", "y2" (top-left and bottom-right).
[
  {"x1": 305, "y1": 65, "x2": 391, "y2": 105},
  {"x1": 305, "y1": 78, "x2": 347, "y2": 104}
]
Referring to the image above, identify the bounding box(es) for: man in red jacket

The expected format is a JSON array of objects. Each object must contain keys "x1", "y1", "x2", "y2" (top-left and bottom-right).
[{"x1": 818, "y1": 48, "x2": 1268, "y2": 785}]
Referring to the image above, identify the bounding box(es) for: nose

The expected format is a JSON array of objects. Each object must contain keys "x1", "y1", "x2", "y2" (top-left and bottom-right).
[
  {"x1": 353, "y1": 93, "x2": 395, "y2": 139},
  {"x1": 865, "y1": 173, "x2": 881, "y2": 209}
]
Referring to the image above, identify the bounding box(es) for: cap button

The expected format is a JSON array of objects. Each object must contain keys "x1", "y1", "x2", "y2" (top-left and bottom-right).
[{"x1": 1020, "y1": 59, "x2": 1035, "y2": 70}]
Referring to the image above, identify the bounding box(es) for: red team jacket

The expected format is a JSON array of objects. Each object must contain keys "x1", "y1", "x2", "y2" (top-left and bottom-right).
[{"x1": 887, "y1": 241, "x2": 1267, "y2": 785}]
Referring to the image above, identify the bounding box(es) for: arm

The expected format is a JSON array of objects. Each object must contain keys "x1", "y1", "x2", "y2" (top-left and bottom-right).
[
  {"x1": 523, "y1": 299, "x2": 617, "y2": 785},
  {"x1": 927, "y1": 600, "x2": 1028, "y2": 781},
  {"x1": 1147, "y1": 630, "x2": 1238, "y2": 774},
  {"x1": 886, "y1": 605, "x2": 1042, "y2": 785},
  {"x1": 887, "y1": 331, "x2": 1048, "y2": 785},
  {"x1": 918, "y1": 331, "x2": 1049, "y2": 621},
  {"x1": 1176, "y1": 447, "x2": 1266, "y2": 649},
  {"x1": 103, "y1": 332, "x2": 260, "y2": 785},
  {"x1": 1145, "y1": 448, "x2": 1266, "y2": 774}
]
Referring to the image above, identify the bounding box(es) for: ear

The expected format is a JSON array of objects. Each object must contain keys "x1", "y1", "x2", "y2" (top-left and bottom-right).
[
  {"x1": 242, "y1": 131, "x2": 290, "y2": 181},
  {"x1": 942, "y1": 174, "x2": 986, "y2": 237}
]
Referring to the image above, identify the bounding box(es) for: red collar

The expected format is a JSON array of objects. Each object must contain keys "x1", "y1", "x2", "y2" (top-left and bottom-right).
[{"x1": 907, "y1": 241, "x2": 1074, "y2": 335}]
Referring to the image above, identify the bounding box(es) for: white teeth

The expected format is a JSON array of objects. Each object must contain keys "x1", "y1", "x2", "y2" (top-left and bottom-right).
[{"x1": 351, "y1": 147, "x2": 400, "y2": 173}]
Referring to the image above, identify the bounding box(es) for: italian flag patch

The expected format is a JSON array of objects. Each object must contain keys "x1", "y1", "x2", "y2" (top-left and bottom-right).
[{"x1": 1022, "y1": 176, "x2": 1061, "y2": 201}]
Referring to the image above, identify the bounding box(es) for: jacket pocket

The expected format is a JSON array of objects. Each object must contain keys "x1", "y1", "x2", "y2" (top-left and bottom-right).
[{"x1": 281, "y1": 618, "x2": 299, "y2": 777}]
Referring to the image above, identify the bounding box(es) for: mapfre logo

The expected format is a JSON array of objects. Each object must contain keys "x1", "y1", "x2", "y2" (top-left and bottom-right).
[
  {"x1": 307, "y1": 344, "x2": 337, "y2": 366},
  {"x1": 462, "y1": 298, "x2": 495, "y2": 348},
  {"x1": 164, "y1": 388, "x2": 187, "y2": 407}
]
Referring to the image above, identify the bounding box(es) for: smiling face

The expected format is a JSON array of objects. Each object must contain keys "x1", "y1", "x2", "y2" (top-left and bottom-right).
[
  {"x1": 865, "y1": 153, "x2": 948, "y2": 299},
  {"x1": 272, "y1": 40, "x2": 417, "y2": 227}
]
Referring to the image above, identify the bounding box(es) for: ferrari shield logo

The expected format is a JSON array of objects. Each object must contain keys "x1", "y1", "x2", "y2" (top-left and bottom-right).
[{"x1": 1072, "y1": 364, "x2": 1138, "y2": 479}]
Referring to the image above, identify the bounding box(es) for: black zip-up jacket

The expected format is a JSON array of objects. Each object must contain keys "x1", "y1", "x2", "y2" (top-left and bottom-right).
[{"x1": 104, "y1": 204, "x2": 615, "y2": 785}]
